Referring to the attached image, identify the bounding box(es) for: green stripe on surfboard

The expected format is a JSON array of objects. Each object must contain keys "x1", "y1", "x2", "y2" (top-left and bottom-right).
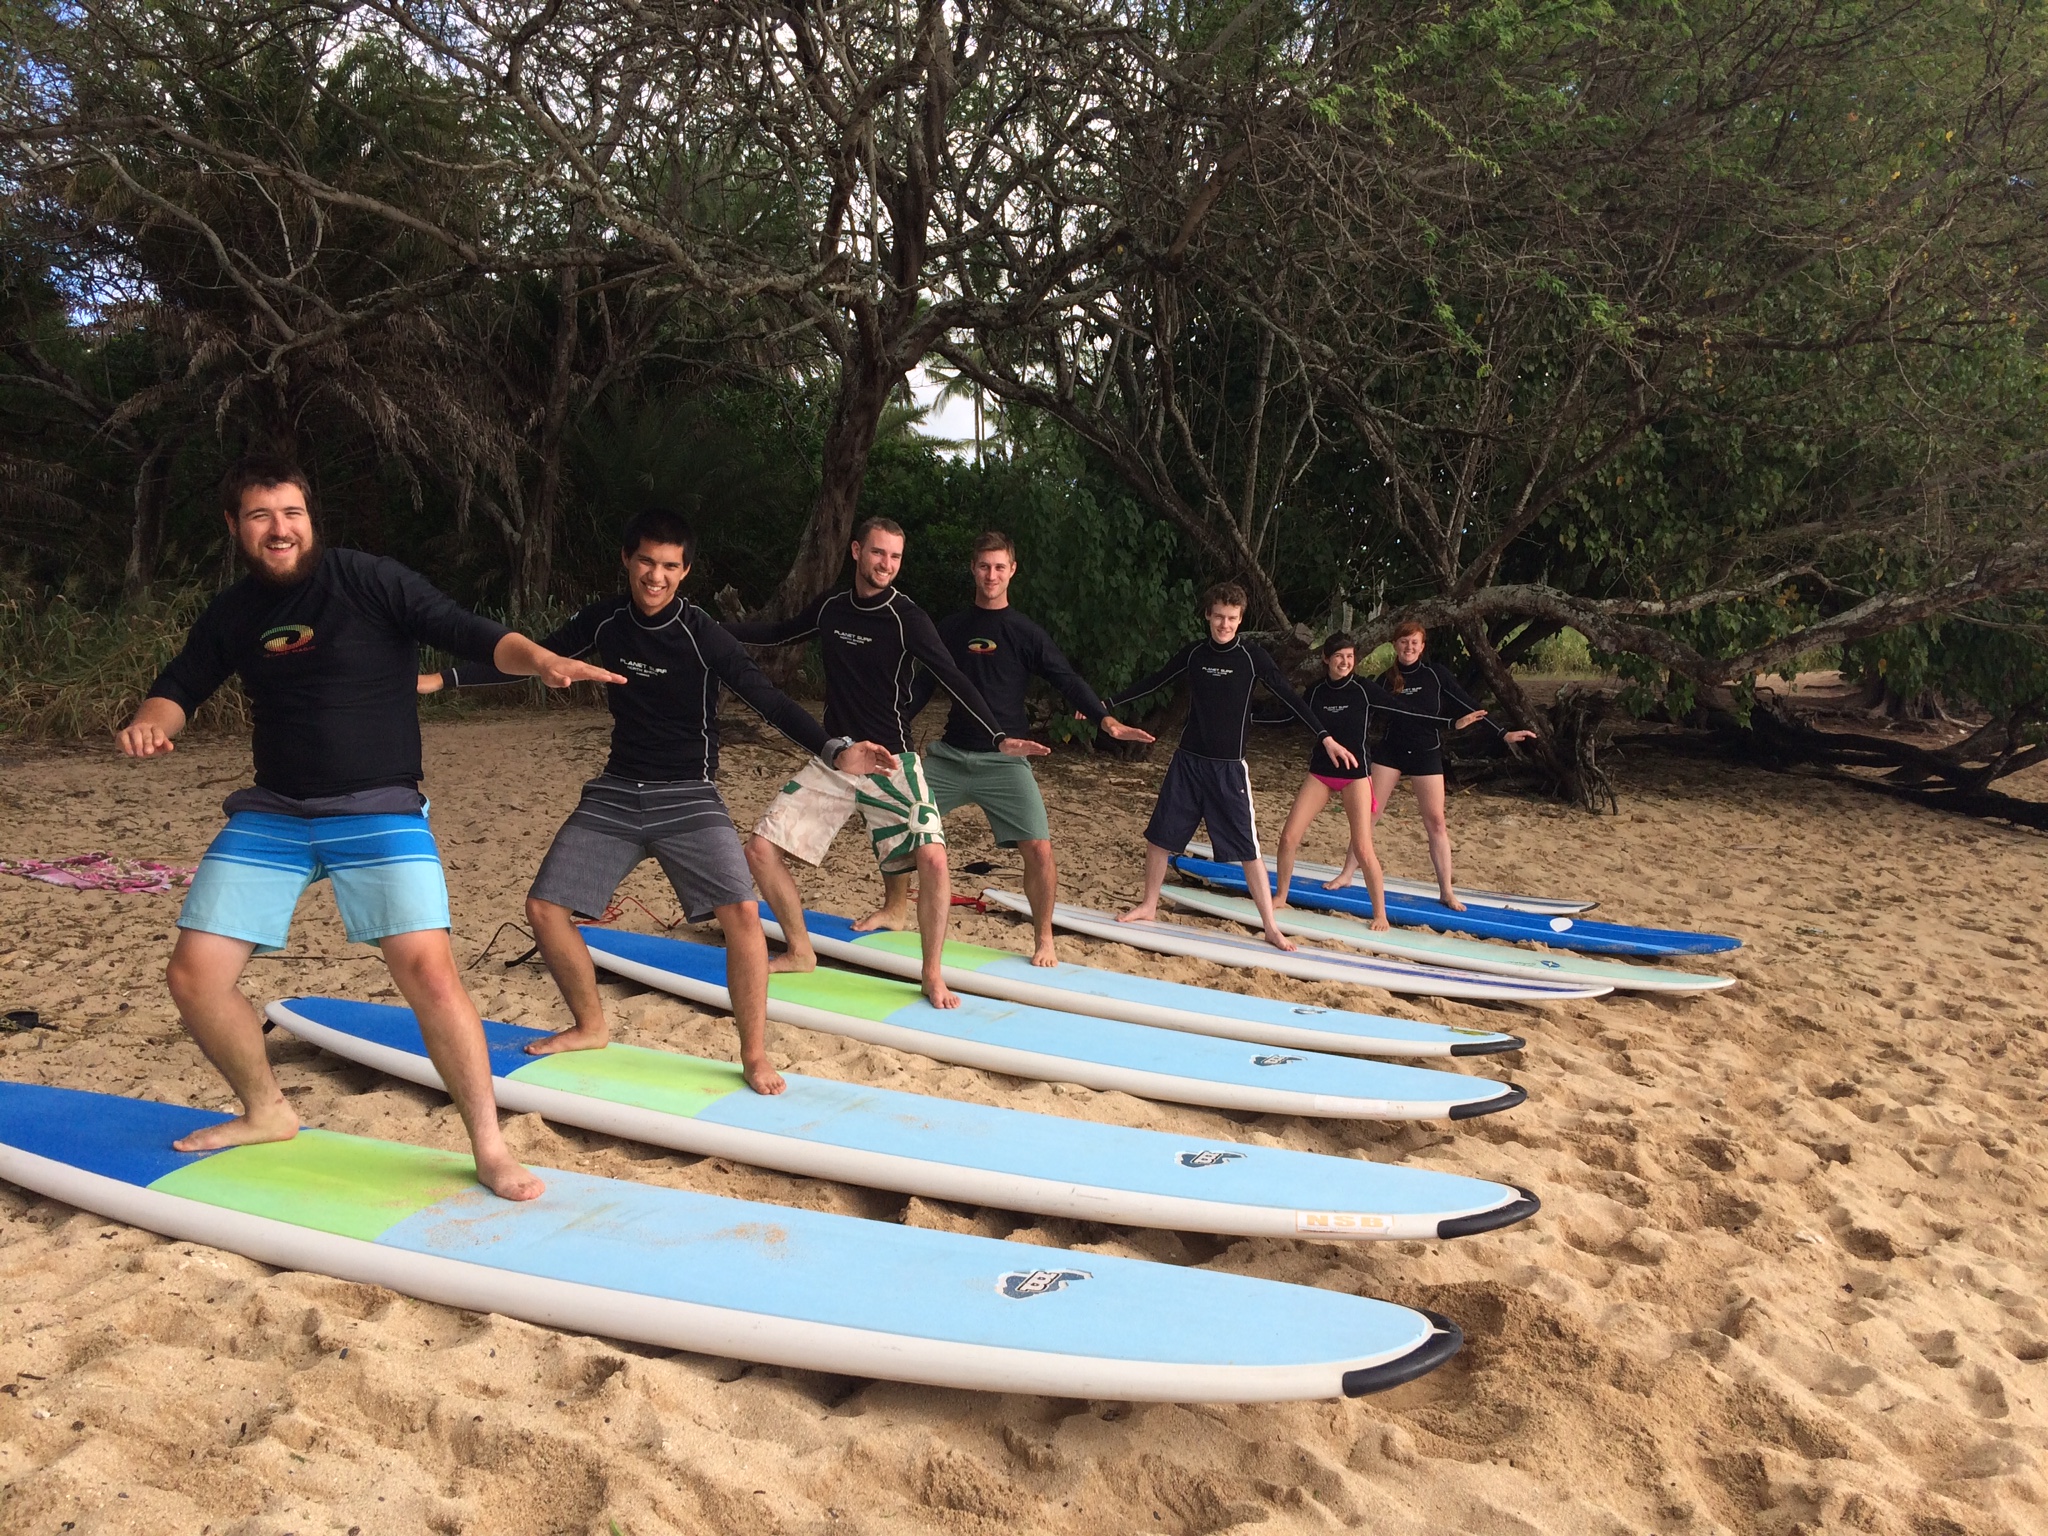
[
  {"x1": 767, "y1": 966, "x2": 924, "y2": 1021},
  {"x1": 509, "y1": 1044, "x2": 746, "y2": 1120},
  {"x1": 843, "y1": 929, "x2": 1009, "y2": 971},
  {"x1": 148, "y1": 1129, "x2": 474, "y2": 1241}
]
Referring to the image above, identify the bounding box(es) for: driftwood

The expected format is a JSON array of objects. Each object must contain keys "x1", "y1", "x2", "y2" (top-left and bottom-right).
[{"x1": 1649, "y1": 702, "x2": 2048, "y2": 831}]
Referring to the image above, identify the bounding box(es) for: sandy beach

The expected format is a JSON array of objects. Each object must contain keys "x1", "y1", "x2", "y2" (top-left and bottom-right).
[{"x1": 0, "y1": 705, "x2": 2042, "y2": 1535}]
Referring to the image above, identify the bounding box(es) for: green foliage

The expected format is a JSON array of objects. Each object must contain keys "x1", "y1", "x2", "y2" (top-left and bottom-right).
[
  {"x1": 1844, "y1": 606, "x2": 2048, "y2": 726},
  {"x1": 0, "y1": 573, "x2": 247, "y2": 740}
]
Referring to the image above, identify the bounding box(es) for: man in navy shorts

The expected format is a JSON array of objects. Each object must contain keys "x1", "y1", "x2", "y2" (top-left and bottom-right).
[
  {"x1": 1105, "y1": 582, "x2": 1357, "y2": 950},
  {"x1": 118, "y1": 455, "x2": 620, "y2": 1199}
]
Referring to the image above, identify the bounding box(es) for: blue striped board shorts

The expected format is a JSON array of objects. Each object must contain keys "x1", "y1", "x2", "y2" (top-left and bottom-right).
[{"x1": 177, "y1": 810, "x2": 452, "y2": 954}]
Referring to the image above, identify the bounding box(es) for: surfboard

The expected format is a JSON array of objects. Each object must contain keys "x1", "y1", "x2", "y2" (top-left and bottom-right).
[
  {"x1": 1159, "y1": 887, "x2": 1736, "y2": 995},
  {"x1": 1186, "y1": 841, "x2": 1595, "y2": 916},
  {"x1": 1170, "y1": 857, "x2": 1742, "y2": 958},
  {"x1": 0, "y1": 1080, "x2": 1463, "y2": 1401},
  {"x1": 578, "y1": 927, "x2": 1527, "y2": 1120},
  {"x1": 271, "y1": 998, "x2": 1540, "y2": 1242},
  {"x1": 983, "y1": 890, "x2": 1613, "y2": 1003},
  {"x1": 757, "y1": 906, "x2": 1526, "y2": 1058}
]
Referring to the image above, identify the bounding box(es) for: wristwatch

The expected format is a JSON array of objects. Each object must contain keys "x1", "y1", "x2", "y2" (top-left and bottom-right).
[{"x1": 823, "y1": 736, "x2": 855, "y2": 765}]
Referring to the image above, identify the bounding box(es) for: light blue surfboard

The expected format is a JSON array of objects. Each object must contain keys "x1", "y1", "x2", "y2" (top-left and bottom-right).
[
  {"x1": 762, "y1": 906, "x2": 1527, "y2": 1057},
  {"x1": 0, "y1": 1081, "x2": 1462, "y2": 1400},
  {"x1": 270, "y1": 998, "x2": 1539, "y2": 1242},
  {"x1": 578, "y1": 927, "x2": 1527, "y2": 1121}
]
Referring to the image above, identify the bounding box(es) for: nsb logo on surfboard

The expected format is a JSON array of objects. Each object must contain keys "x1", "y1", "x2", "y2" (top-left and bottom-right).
[
  {"x1": 999, "y1": 1268, "x2": 1091, "y2": 1299},
  {"x1": 1251, "y1": 1054, "x2": 1303, "y2": 1067},
  {"x1": 1176, "y1": 1150, "x2": 1245, "y2": 1169},
  {"x1": 260, "y1": 623, "x2": 315, "y2": 655}
]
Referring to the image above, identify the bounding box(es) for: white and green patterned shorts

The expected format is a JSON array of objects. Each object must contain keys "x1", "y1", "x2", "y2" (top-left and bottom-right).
[{"x1": 752, "y1": 751, "x2": 945, "y2": 875}]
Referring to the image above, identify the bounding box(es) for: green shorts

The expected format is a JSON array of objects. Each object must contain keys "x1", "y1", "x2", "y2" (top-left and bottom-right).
[{"x1": 923, "y1": 741, "x2": 1051, "y2": 847}]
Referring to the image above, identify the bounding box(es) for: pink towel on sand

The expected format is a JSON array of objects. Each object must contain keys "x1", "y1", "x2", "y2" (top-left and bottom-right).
[{"x1": 0, "y1": 853, "x2": 195, "y2": 894}]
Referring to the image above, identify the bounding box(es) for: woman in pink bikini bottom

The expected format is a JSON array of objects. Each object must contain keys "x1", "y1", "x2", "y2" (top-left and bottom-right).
[{"x1": 1273, "y1": 633, "x2": 1399, "y2": 928}]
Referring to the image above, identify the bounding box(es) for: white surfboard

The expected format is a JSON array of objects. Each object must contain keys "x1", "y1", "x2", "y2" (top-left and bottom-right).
[{"x1": 982, "y1": 890, "x2": 1611, "y2": 1002}]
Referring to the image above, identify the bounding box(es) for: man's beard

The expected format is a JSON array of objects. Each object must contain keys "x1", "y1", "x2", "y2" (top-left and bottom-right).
[{"x1": 240, "y1": 530, "x2": 323, "y2": 587}]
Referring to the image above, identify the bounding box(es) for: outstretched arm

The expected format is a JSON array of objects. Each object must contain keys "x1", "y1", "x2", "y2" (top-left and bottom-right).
[
  {"x1": 725, "y1": 592, "x2": 827, "y2": 648},
  {"x1": 489, "y1": 633, "x2": 626, "y2": 689},
  {"x1": 434, "y1": 610, "x2": 599, "y2": 691},
  {"x1": 117, "y1": 696, "x2": 188, "y2": 758},
  {"x1": 1029, "y1": 621, "x2": 1155, "y2": 743},
  {"x1": 1101, "y1": 642, "x2": 1195, "y2": 718},
  {"x1": 1250, "y1": 644, "x2": 1356, "y2": 767}
]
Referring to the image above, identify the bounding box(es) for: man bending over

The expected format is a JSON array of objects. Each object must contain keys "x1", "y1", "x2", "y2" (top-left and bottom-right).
[
  {"x1": 118, "y1": 454, "x2": 621, "y2": 1199},
  {"x1": 421, "y1": 509, "x2": 894, "y2": 1090}
]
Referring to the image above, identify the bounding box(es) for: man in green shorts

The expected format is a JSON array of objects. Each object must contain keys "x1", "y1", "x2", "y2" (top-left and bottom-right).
[{"x1": 898, "y1": 531, "x2": 1153, "y2": 965}]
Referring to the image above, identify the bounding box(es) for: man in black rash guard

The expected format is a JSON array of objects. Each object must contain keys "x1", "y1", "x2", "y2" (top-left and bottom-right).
[
  {"x1": 420, "y1": 508, "x2": 895, "y2": 1088},
  {"x1": 898, "y1": 530, "x2": 1155, "y2": 966},
  {"x1": 117, "y1": 454, "x2": 622, "y2": 1200},
  {"x1": 1104, "y1": 581, "x2": 1358, "y2": 950},
  {"x1": 726, "y1": 517, "x2": 1048, "y2": 1008}
]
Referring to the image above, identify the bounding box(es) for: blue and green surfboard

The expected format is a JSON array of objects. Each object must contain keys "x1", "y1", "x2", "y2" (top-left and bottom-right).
[{"x1": 0, "y1": 1080, "x2": 1462, "y2": 1400}]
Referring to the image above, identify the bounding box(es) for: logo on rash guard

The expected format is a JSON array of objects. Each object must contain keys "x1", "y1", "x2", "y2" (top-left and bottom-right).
[
  {"x1": 999, "y1": 1268, "x2": 1091, "y2": 1299},
  {"x1": 260, "y1": 624, "x2": 315, "y2": 655},
  {"x1": 967, "y1": 637, "x2": 998, "y2": 654},
  {"x1": 832, "y1": 630, "x2": 873, "y2": 646},
  {"x1": 1177, "y1": 1150, "x2": 1246, "y2": 1168}
]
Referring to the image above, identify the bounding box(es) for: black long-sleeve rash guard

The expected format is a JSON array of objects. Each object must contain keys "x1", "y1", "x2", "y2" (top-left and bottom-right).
[
  {"x1": 148, "y1": 547, "x2": 508, "y2": 800},
  {"x1": 726, "y1": 587, "x2": 1006, "y2": 756},
  {"x1": 903, "y1": 605, "x2": 1109, "y2": 753},
  {"x1": 1104, "y1": 636, "x2": 1328, "y2": 760},
  {"x1": 1304, "y1": 675, "x2": 1454, "y2": 778},
  {"x1": 1375, "y1": 660, "x2": 1492, "y2": 757},
  {"x1": 443, "y1": 593, "x2": 828, "y2": 782}
]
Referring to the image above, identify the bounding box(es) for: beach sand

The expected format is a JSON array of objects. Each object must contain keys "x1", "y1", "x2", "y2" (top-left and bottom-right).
[{"x1": 0, "y1": 706, "x2": 2042, "y2": 1535}]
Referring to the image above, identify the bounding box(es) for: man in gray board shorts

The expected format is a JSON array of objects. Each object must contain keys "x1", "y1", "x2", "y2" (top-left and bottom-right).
[{"x1": 423, "y1": 509, "x2": 893, "y2": 1089}]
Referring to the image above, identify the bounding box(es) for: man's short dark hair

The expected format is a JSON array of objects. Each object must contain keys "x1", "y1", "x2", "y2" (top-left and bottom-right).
[
  {"x1": 1322, "y1": 630, "x2": 1357, "y2": 659},
  {"x1": 221, "y1": 454, "x2": 314, "y2": 520},
  {"x1": 852, "y1": 516, "x2": 905, "y2": 545},
  {"x1": 620, "y1": 507, "x2": 698, "y2": 565},
  {"x1": 1201, "y1": 580, "x2": 1249, "y2": 613},
  {"x1": 971, "y1": 530, "x2": 1016, "y2": 559}
]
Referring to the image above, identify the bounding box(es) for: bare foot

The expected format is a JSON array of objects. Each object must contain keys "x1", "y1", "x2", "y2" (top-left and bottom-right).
[
  {"x1": 852, "y1": 906, "x2": 914, "y2": 933},
  {"x1": 1440, "y1": 895, "x2": 1468, "y2": 912},
  {"x1": 1261, "y1": 928, "x2": 1299, "y2": 952},
  {"x1": 923, "y1": 976, "x2": 961, "y2": 1009},
  {"x1": 1369, "y1": 916, "x2": 1391, "y2": 932},
  {"x1": 1030, "y1": 936, "x2": 1059, "y2": 968},
  {"x1": 743, "y1": 1056, "x2": 787, "y2": 1095},
  {"x1": 172, "y1": 1101, "x2": 299, "y2": 1153},
  {"x1": 1321, "y1": 874, "x2": 1352, "y2": 891},
  {"x1": 524, "y1": 1022, "x2": 609, "y2": 1055},
  {"x1": 1118, "y1": 903, "x2": 1158, "y2": 923},
  {"x1": 767, "y1": 948, "x2": 817, "y2": 974},
  {"x1": 474, "y1": 1148, "x2": 544, "y2": 1202}
]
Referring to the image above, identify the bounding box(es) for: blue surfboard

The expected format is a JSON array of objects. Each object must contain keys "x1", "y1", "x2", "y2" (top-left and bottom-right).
[
  {"x1": 271, "y1": 997, "x2": 1538, "y2": 1242},
  {"x1": 1170, "y1": 857, "x2": 1742, "y2": 957},
  {"x1": 578, "y1": 926, "x2": 1527, "y2": 1121},
  {"x1": 0, "y1": 1081, "x2": 1461, "y2": 1400}
]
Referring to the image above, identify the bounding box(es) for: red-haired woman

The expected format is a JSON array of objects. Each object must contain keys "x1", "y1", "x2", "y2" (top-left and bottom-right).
[{"x1": 1356, "y1": 622, "x2": 1534, "y2": 912}]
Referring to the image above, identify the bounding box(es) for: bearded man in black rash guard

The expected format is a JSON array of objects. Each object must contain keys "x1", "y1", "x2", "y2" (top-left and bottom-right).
[
  {"x1": 117, "y1": 454, "x2": 623, "y2": 1200},
  {"x1": 419, "y1": 508, "x2": 896, "y2": 1090},
  {"x1": 726, "y1": 518, "x2": 1050, "y2": 1009},
  {"x1": 1103, "y1": 582, "x2": 1360, "y2": 951}
]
